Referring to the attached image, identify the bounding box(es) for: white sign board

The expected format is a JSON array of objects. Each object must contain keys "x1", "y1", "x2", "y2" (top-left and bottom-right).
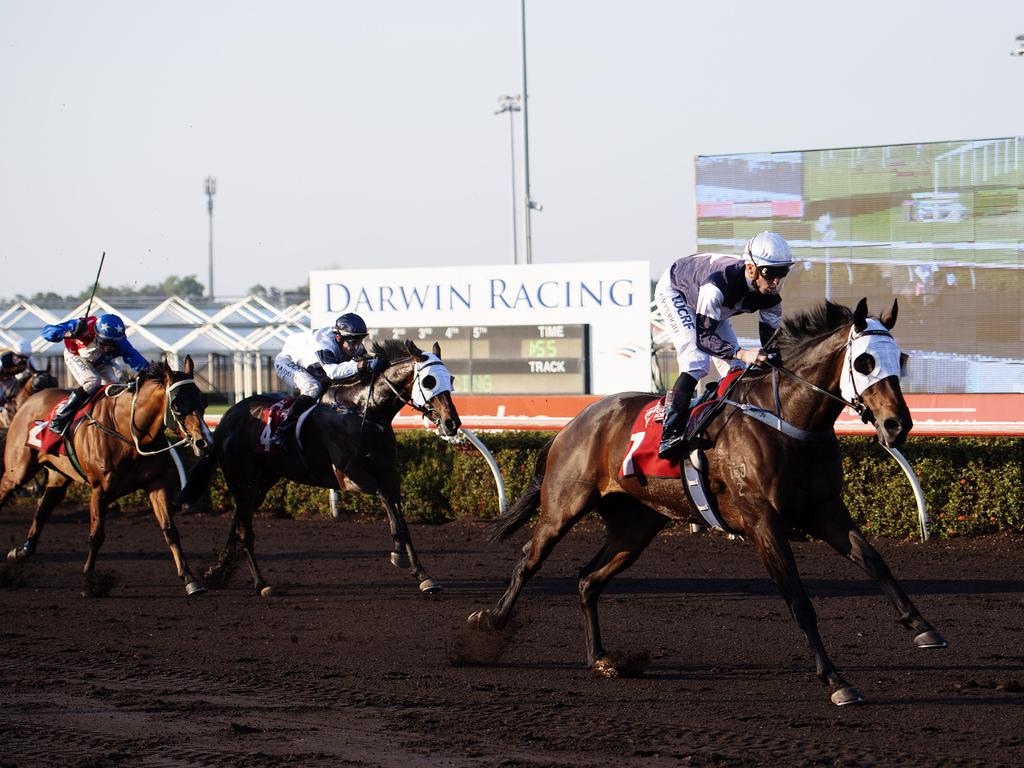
[{"x1": 309, "y1": 261, "x2": 651, "y2": 394}]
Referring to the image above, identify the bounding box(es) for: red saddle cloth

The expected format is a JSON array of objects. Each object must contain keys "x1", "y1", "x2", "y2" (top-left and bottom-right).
[
  {"x1": 256, "y1": 397, "x2": 295, "y2": 453},
  {"x1": 618, "y1": 369, "x2": 743, "y2": 481},
  {"x1": 26, "y1": 392, "x2": 105, "y2": 455}
]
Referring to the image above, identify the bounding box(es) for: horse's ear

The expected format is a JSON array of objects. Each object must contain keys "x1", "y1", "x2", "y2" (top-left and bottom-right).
[
  {"x1": 45, "y1": 358, "x2": 52, "y2": 374},
  {"x1": 853, "y1": 298, "x2": 869, "y2": 333},
  {"x1": 880, "y1": 299, "x2": 898, "y2": 330},
  {"x1": 403, "y1": 339, "x2": 414, "y2": 355},
  {"x1": 431, "y1": 341, "x2": 441, "y2": 358},
  {"x1": 183, "y1": 354, "x2": 194, "y2": 376}
]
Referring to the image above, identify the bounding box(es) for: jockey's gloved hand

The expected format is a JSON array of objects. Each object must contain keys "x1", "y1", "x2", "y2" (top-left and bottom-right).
[
  {"x1": 361, "y1": 357, "x2": 384, "y2": 374},
  {"x1": 68, "y1": 319, "x2": 87, "y2": 339}
]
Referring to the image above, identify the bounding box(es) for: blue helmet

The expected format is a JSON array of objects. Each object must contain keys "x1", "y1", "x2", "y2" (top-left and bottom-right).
[
  {"x1": 94, "y1": 313, "x2": 127, "y2": 342},
  {"x1": 334, "y1": 313, "x2": 368, "y2": 340}
]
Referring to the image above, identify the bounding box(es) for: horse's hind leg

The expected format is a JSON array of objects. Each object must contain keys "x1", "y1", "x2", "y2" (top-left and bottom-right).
[
  {"x1": 6, "y1": 470, "x2": 69, "y2": 560},
  {"x1": 147, "y1": 486, "x2": 206, "y2": 597},
  {"x1": 807, "y1": 505, "x2": 946, "y2": 649},
  {"x1": 472, "y1": 481, "x2": 598, "y2": 632},
  {"x1": 749, "y1": 512, "x2": 864, "y2": 706},
  {"x1": 579, "y1": 499, "x2": 666, "y2": 676}
]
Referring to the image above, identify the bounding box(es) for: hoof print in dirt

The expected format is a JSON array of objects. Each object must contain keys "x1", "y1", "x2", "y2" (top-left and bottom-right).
[
  {"x1": 81, "y1": 572, "x2": 116, "y2": 598},
  {"x1": 448, "y1": 617, "x2": 521, "y2": 666}
]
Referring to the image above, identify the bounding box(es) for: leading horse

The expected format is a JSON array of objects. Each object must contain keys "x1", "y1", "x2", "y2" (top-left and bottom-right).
[
  {"x1": 177, "y1": 339, "x2": 461, "y2": 596},
  {"x1": 468, "y1": 299, "x2": 946, "y2": 705},
  {"x1": 0, "y1": 358, "x2": 213, "y2": 596}
]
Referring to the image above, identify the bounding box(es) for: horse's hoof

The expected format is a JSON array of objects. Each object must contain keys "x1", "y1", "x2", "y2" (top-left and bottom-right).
[
  {"x1": 185, "y1": 581, "x2": 207, "y2": 597},
  {"x1": 259, "y1": 585, "x2": 274, "y2": 597},
  {"x1": 7, "y1": 545, "x2": 27, "y2": 561},
  {"x1": 831, "y1": 686, "x2": 865, "y2": 706},
  {"x1": 913, "y1": 630, "x2": 948, "y2": 649},
  {"x1": 390, "y1": 551, "x2": 408, "y2": 569},
  {"x1": 418, "y1": 579, "x2": 441, "y2": 595},
  {"x1": 592, "y1": 658, "x2": 619, "y2": 679}
]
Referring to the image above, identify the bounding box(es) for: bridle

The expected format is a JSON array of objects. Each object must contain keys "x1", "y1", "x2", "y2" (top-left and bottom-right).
[
  {"x1": 372, "y1": 355, "x2": 453, "y2": 428},
  {"x1": 127, "y1": 378, "x2": 206, "y2": 455},
  {"x1": 700, "y1": 322, "x2": 902, "y2": 443}
]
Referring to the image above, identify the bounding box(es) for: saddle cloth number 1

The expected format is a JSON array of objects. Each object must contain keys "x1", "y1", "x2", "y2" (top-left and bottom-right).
[{"x1": 620, "y1": 431, "x2": 646, "y2": 477}]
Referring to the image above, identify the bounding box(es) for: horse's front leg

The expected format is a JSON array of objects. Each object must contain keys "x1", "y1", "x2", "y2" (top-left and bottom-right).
[
  {"x1": 809, "y1": 508, "x2": 947, "y2": 649},
  {"x1": 148, "y1": 485, "x2": 206, "y2": 597},
  {"x1": 377, "y1": 485, "x2": 439, "y2": 594},
  {"x1": 748, "y1": 512, "x2": 864, "y2": 706}
]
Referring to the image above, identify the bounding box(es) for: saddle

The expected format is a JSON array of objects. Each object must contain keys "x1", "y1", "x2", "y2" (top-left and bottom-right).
[
  {"x1": 257, "y1": 397, "x2": 295, "y2": 453},
  {"x1": 26, "y1": 388, "x2": 110, "y2": 455},
  {"x1": 618, "y1": 370, "x2": 744, "y2": 535}
]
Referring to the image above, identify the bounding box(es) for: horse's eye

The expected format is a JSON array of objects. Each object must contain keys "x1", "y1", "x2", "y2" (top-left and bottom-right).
[
  {"x1": 853, "y1": 353, "x2": 875, "y2": 376},
  {"x1": 421, "y1": 375, "x2": 437, "y2": 389}
]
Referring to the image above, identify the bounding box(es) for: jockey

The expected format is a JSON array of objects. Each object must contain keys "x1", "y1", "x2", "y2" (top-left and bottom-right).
[
  {"x1": 0, "y1": 338, "x2": 35, "y2": 424},
  {"x1": 270, "y1": 312, "x2": 384, "y2": 447},
  {"x1": 653, "y1": 231, "x2": 793, "y2": 460},
  {"x1": 0, "y1": 338, "x2": 33, "y2": 378},
  {"x1": 41, "y1": 313, "x2": 149, "y2": 436}
]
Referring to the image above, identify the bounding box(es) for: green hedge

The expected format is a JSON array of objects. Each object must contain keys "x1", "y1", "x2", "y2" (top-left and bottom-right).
[{"x1": 5, "y1": 431, "x2": 1022, "y2": 539}]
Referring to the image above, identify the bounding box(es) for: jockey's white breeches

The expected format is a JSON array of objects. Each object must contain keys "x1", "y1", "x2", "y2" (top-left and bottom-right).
[
  {"x1": 64, "y1": 350, "x2": 120, "y2": 393},
  {"x1": 274, "y1": 354, "x2": 324, "y2": 398},
  {"x1": 654, "y1": 269, "x2": 742, "y2": 380}
]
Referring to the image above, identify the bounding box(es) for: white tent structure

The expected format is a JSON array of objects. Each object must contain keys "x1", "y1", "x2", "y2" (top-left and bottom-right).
[{"x1": 0, "y1": 296, "x2": 311, "y2": 402}]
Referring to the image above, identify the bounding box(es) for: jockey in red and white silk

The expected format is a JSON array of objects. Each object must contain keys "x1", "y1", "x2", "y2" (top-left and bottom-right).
[
  {"x1": 41, "y1": 313, "x2": 149, "y2": 435},
  {"x1": 653, "y1": 231, "x2": 794, "y2": 461}
]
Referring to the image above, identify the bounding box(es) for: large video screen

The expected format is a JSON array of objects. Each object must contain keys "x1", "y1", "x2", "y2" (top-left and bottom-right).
[{"x1": 696, "y1": 138, "x2": 1024, "y2": 393}]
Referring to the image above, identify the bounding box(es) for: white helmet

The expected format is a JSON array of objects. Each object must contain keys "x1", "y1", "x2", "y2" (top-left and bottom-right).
[
  {"x1": 744, "y1": 232, "x2": 793, "y2": 268},
  {"x1": 15, "y1": 338, "x2": 32, "y2": 357}
]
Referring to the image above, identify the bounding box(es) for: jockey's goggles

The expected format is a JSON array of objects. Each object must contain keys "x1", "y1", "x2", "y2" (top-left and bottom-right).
[{"x1": 757, "y1": 265, "x2": 791, "y2": 280}]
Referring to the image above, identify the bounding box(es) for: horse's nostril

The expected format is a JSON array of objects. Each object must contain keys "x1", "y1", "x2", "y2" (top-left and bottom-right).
[{"x1": 884, "y1": 418, "x2": 901, "y2": 434}]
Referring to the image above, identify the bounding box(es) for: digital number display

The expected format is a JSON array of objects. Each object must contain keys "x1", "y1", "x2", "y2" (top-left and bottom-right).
[{"x1": 366, "y1": 324, "x2": 588, "y2": 394}]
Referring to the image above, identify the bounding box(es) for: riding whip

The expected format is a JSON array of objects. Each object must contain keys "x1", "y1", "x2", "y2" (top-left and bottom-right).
[{"x1": 82, "y1": 251, "x2": 107, "y2": 321}]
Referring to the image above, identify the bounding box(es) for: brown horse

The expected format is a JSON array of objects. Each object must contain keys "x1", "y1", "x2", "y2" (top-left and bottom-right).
[
  {"x1": 468, "y1": 299, "x2": 946, "y2": 706},
  {"x1": 1, "y1": 358, "x2": 212, "y2": 596},
  {"x1": 177, "y1": 339, "x2": 461, "y2": 596}
]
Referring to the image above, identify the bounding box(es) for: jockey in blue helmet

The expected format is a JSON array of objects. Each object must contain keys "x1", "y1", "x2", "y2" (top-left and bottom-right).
[{"x1": 41, "y1": 312, "x2": 149, "y2": 435}]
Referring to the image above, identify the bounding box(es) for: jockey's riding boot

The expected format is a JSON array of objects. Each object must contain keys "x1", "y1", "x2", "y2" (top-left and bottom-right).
[
  {"x1": 658, "y1": 373, "x2": 698, "y2": 461},
  {"x1": 49, "y1": 386, "x2": 89, "y2": 436},
  {"x1": 270, "y1": 394, "x2": 317, "y2": 449}
]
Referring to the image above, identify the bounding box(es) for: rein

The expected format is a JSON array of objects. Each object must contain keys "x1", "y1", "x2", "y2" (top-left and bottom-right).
[
  {"x1": 702, "y1": 323, "x2": 889, "y2": 443},
  {"x1": 126, "y1": 379, "x2": 198, "y2": 455}
]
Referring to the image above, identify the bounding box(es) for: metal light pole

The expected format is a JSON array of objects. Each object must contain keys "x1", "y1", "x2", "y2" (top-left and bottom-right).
[
  {"x1": 205, "y1": 176, "x2": 217, "y2": 299},
  {"x1": 519, "y1": 0, "x2": 541, "y2": 264},
  {"x1": 495, "y1": 95, "x2": 521, "y2": 264}
]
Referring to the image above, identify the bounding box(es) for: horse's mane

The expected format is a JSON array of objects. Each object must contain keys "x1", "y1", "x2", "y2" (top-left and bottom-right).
[
  {"x1": 777, "y1": 301, "x2": 853, "y2": 359},
  {"x1": 136, "y1": 360, "x2": 173, "y2": 383},
  {"x1": 370, "y1": 338, "x2": 421, "y2": 363}
]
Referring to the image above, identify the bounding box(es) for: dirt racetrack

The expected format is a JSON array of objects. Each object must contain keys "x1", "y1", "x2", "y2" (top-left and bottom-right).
[{"x1": 1, "y1": 504, "x2": 1023, "y2": 767}]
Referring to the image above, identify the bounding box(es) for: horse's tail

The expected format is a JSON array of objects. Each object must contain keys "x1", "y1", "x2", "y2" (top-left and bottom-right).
[
  {"x1": 488, "y1": 437, "x2": 554, "y2": 543},
  {"x1": 176, "y1": 454, "x2": 218, "y2": 506}
]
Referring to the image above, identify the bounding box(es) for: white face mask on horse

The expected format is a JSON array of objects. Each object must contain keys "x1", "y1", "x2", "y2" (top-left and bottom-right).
[
  {"x1": 840, "y1": 318, "x2": 905, "y2": 403},
  {"x1": 411, "y1": 354, "x2": 454, "y2": 408}
]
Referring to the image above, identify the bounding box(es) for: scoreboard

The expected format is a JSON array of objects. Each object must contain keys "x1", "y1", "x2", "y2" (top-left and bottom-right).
[{"x1": 366, "y1": 324, "x2": 589, "y2": 394}]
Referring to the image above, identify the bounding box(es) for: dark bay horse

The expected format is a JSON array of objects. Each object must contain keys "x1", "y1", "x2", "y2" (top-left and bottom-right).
[
  {"x1": 468, "y1": 299, "x2": 946, "y2": 706},
  {"x1": 0, "y1": 365, "x2": 59, "y2": 429},
  {"x1": 177, "y1": 339, "x2": 461, "y2": 596},
  {"x1": 1, "y1": 358, "x2": 213, "y2": 596}
]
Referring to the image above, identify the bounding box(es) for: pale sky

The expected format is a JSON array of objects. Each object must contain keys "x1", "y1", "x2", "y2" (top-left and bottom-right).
[{"x1": 1, "y1": 0, "x2": 1021, "y2": 299}]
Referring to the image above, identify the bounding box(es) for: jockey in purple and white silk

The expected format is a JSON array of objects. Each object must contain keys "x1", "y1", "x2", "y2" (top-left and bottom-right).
[
  {"x1": 40, "y1": 313, "x2": 149, "y2": 435},
  {"x1": 653, "y1": 231, "x2": 794, "y2": 461},
  {"x1": 270, "y1": 312, "x2": 384, "y2": 447}
]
